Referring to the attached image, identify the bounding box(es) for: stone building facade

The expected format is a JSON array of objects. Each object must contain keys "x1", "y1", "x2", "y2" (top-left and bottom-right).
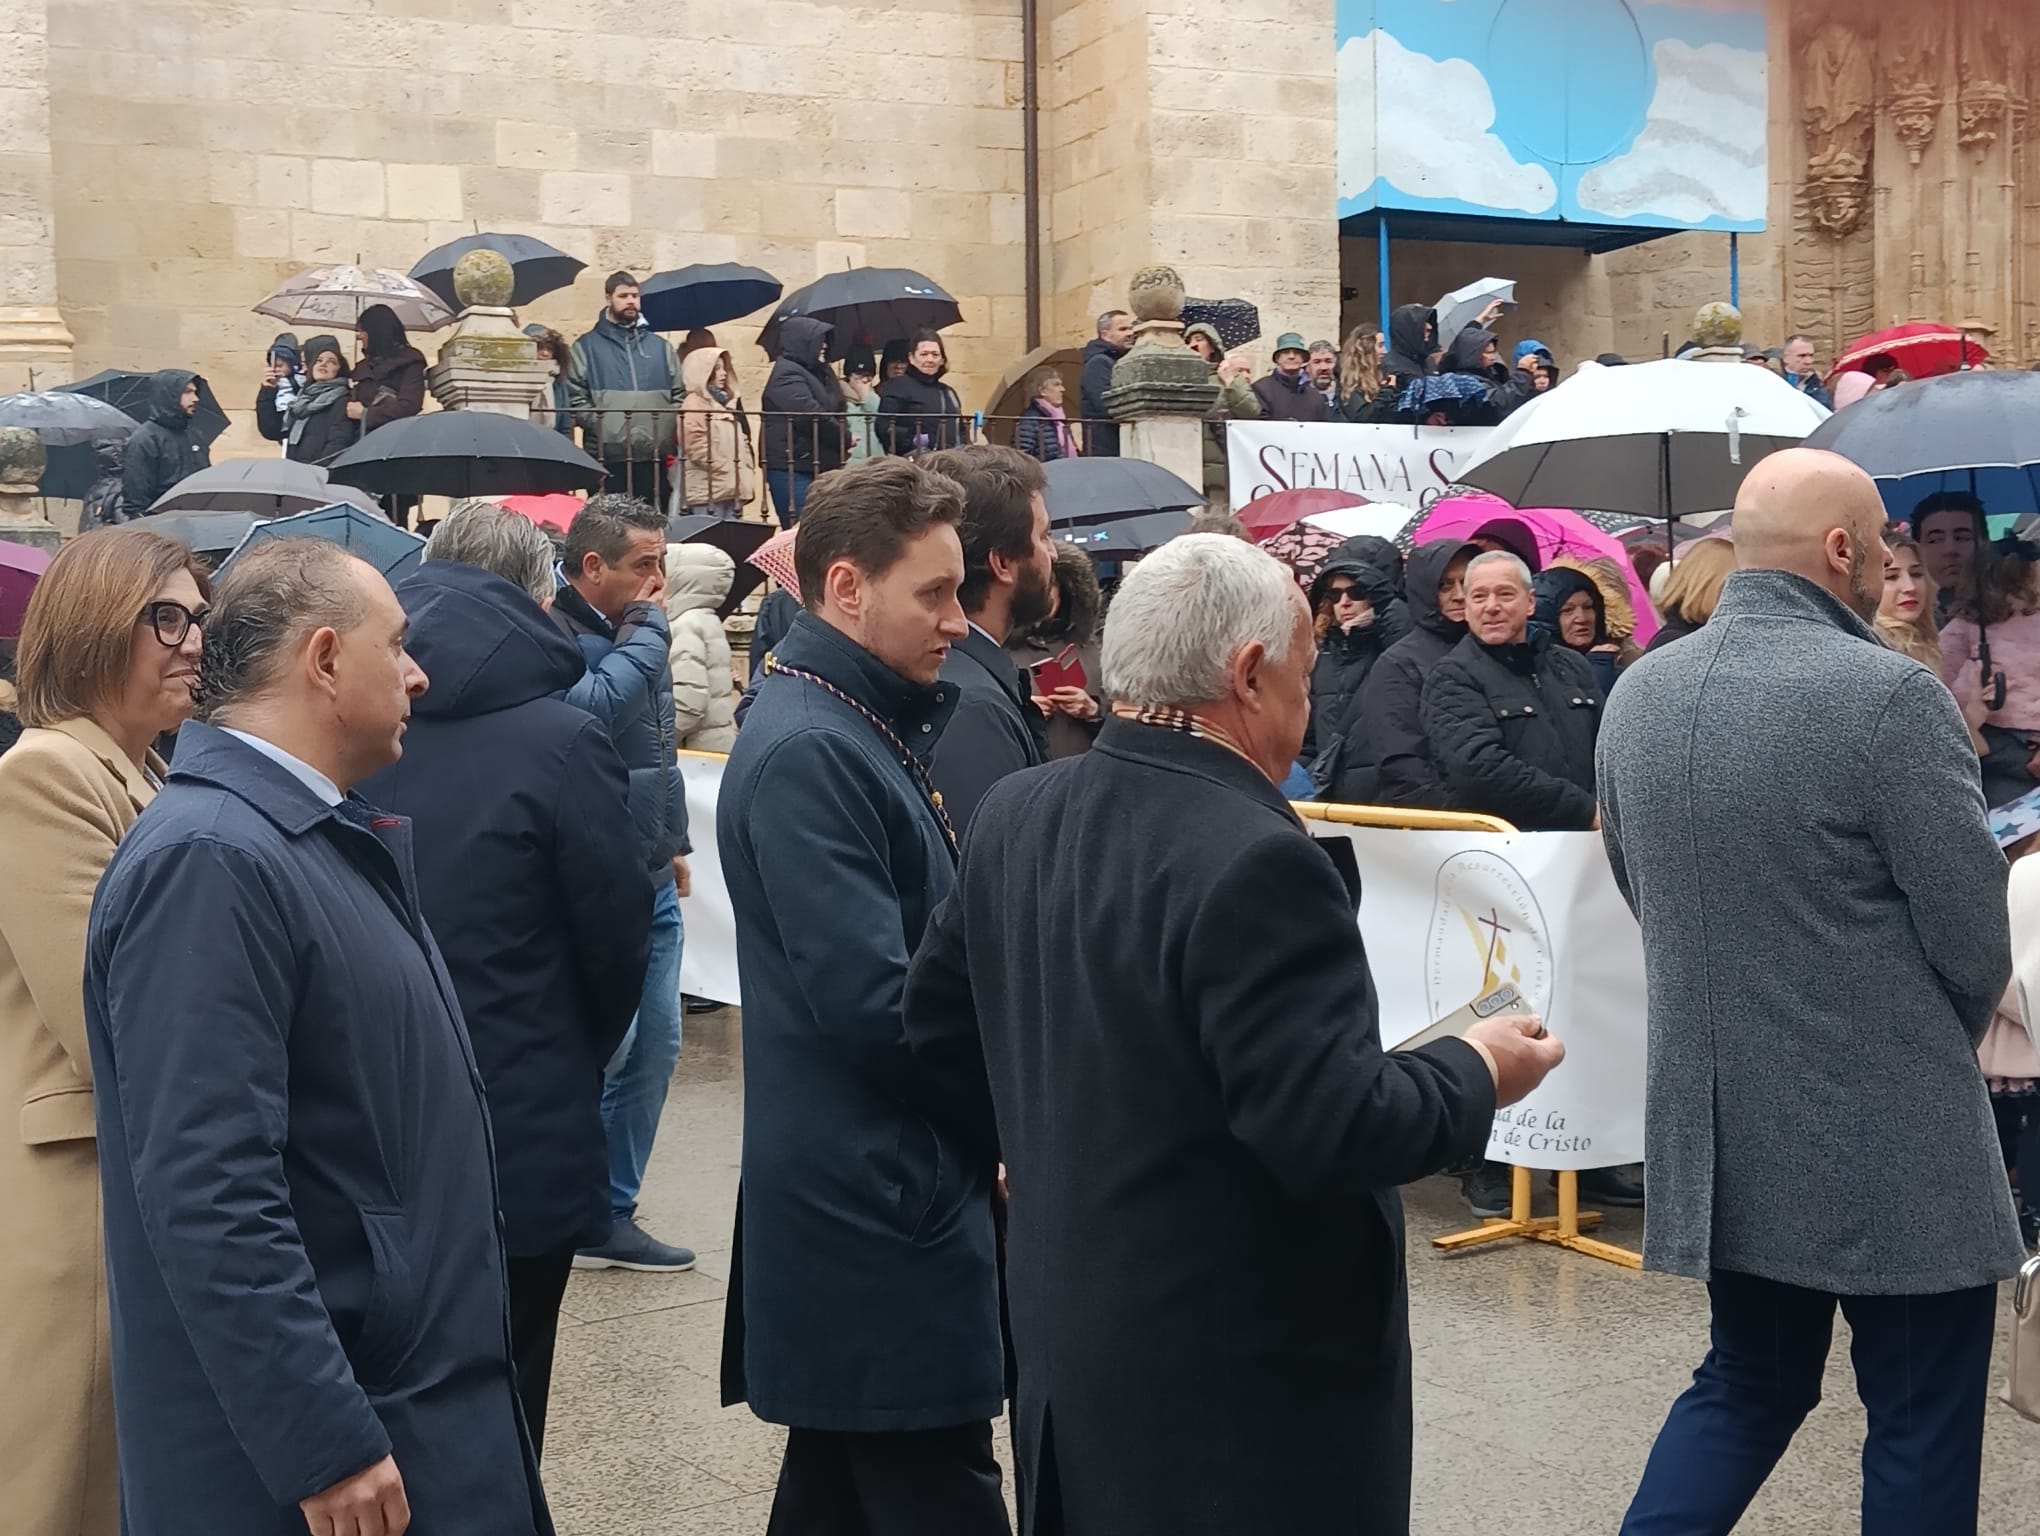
[{"x1": 0, "y1": 0, "x2": 2032, "y2": 457}]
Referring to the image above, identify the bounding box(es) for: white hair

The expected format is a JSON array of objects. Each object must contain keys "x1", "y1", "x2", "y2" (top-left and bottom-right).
[
  {"x1": 425, "y1": 499, "x2": 558, "y2": 605},
  {"x1": 1465, "y1": 549, "x2": 1533, "y2": 591},
  {"x1": 1102, "y1": 534, "x2": 1300, "y2": 708}
]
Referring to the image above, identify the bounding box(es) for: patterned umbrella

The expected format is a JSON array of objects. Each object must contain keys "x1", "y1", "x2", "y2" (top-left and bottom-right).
[
  {"x1": 1259, "y1": 520, "x2": 1346, "y2": 589},
  {"x1": 254, "y1": 265, "x2": 455, "y2": 332},
  {"x1": 1180, "y1": 298, "x2": 1261, "y2": 351},
  {"x1": 747, "y1": 524, "x2": 799, "y2": 602},
  {"x1": 1396, "y1": 373, "x2": 1494, "y2": 424}
]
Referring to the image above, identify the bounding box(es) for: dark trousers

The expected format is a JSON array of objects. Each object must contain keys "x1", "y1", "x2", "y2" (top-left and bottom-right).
[
  {"x1": 765, "y1": 467, "x2": 813, "y2": 527},
  {"x1": 601, "y1": 458, "x2": 667, "y2": 510},
  {"x1": 1621, "y1": 1270, "x2": 1997, "y2": 1535},
  {"x1": 765, "y1": 1421, "x2": 1012, "y2": 1536},
  {"x1": 506, "y1": 1245, "x2": 577, "y2": 1455}
]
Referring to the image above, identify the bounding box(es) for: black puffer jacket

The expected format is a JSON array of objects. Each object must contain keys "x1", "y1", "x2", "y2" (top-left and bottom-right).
[
  {"x1": 1532, "y1": 567, "x2": 1619, "y2": 695},
  {"x1": 1420, "y1": 626, "x2": 1603, "y2": 830},
  {"x1": 761, "y1": 315, "x2": 847, "y2": 472},
  {"x1": 1079, "y1": 336, "x2": 1126, "y2": 456},
  {"x1": 122, "y1": 369, "x2": 211, "y2": 514},
  {"x1": 1301, "y1": 555, "x2": 1400, "y2": 764},
  {"x1": 877, "y1": 362, "x2": 967, "y2": 455},
  {"x1": 1338, "y1": 539, "x2": 1476, "y2": 806},
  {"x1": 1334, "y1": 535, "x2": 1413, "y2": 646}
]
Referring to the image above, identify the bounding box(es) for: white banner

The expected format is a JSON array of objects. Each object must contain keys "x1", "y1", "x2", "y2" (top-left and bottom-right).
[
  {"x1": 1305, "y1": 822, "x2": 1645, "y2": 1170},
  {"x1": 678, "y1": 754, "x2": 1647, "y2": 1169},
  {"x1": 1227, "y1": 421, "x2": 1492, "y2": 513}
]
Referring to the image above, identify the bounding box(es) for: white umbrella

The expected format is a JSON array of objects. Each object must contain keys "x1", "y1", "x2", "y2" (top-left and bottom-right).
[
  {"x1": 1456, "y1": 359, "x2": 1831, "y2": 522},
  {"x1": 1302, "y1": 503, "x2": 1414, "y2": 541},
  {"x1": 254, "y1": 264, "x2": 455, "y2": 333},
  {"x1": 1433, "y1": 277, "x2": 1516, "y2": 346}
]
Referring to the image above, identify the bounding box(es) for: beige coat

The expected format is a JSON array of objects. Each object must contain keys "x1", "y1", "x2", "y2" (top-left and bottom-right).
[
  {"x1": 0, "y1": 719, "x2": 162, "y2": 1536},
  {"x1": 675, "y1": 348, "x2": 757, "y2": 510},
  {"x1": 664, "y1": 542, "x2": 739, "y2": 752}
]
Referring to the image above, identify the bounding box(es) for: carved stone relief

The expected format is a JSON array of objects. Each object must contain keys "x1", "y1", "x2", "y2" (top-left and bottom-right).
[{"x1": 1882, "y1": 14, "x2": 1943, "y2": 166}]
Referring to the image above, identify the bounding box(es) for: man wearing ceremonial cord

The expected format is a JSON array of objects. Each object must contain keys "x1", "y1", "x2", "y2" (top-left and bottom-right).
[
  {"x1": 901, "y1": 533, "x2": 1565, "y2": 1535},
  {"x1": 716, "y1": 457, "x2": 1011, "y2": 1533}
]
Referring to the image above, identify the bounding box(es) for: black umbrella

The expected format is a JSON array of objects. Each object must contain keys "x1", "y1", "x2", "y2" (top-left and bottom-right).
[
  {"x1": 1181, "y1": 298, "x2": 1261, "y2": 351},
  {"x1": 1055, "y1": 510, "x2": 1192, "y2": 557},
  {"x1": 407, "y1": 233, "x2": 587, "y2": 312},
  {"x1": 1043, "y1": 456, "x2": 1204, "y2": 528},
  {"x1": 1802, "y1": 370, "x2": 2040, "y2": 517},
  {"x1": 62, "y1": 369, "x2": 230, "y2": 448},
  {"x1": 0, "y1": 391, "x2": 138, "y2": 499},
  {"x1": 666, "y1": 514, "x2": 774, "y2": 616},
  {"x1": 146, "y1": 458, "x2": 383, "y2": 518},
  {"x1": 757, "y1": 268, "x2": 961, "y2": 360},
  {"x1": 638, "y1": 264, "x2": 783, "y2": 334},
  {"x1": 147, "y1": 509, "x2": 265, "y2": 558},
  {"x1": 327, "y1": 410, "x2": 606, "y2": 498},
  {"x1": 1806, "y1": 370, "x2": 2040, "y2": 712}
]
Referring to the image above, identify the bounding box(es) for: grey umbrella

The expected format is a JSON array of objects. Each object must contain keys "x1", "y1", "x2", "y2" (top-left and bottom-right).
[
  {"x1": 1043, "y1": 457, "x2": 1204, "y2": 527},
  {"x1": 147, "y1": 510, "x2": 266, "y2": 559},
  {"x1": 0, "y1": 391, "x2": 138, "y2": 499},
  {"x1": 146, "y1": 458, "x2": 383, "y2": 518},
  {"x1": 1433, "y1": 277, "x2": 1516, "y2": 347}
]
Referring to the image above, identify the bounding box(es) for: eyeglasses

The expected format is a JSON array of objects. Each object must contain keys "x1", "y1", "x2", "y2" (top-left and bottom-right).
[{"x1": 139, "y1": 600, "x2": 208, "y2": 647}]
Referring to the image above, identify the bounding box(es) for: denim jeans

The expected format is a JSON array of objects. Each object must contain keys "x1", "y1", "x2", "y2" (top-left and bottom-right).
[
  {"x1": 599, "y1": 879, "x2": 684, "y2": 1224},
  {"x1": 765, "y1": 467, "x2": 813, "y2": 527},
  {"x1": 1621, "y1": 1270, "x2": 1997, "y2": 1536}
]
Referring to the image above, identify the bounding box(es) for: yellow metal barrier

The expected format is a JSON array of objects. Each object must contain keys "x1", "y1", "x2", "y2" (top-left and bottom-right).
[{"x1": 1294, "y1": 800, "x2": 1642, "y2": 1271}]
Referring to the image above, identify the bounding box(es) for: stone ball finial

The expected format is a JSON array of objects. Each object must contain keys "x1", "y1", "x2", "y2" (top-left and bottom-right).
[
  {"x1": 453, "y1": 248, "x2": 516, "y2": 309},
  {"x1": 1127, "y1": 265, "x2": 1186, "y2": 325},
  {"x1": 1690, "y1": 302, "x2": 1743, "y2": 349},
  {"x1": 0, "y1": 425, "x2": 46, "y2": 487}
]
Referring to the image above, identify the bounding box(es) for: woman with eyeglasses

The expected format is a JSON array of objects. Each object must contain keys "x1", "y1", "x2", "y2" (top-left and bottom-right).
[{"x1": 0, "y1": 526, "x2": 208, "y2": 1536}]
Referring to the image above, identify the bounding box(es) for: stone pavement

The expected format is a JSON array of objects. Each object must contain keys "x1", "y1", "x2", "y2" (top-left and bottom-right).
[{"x1": 544, "y1": 1008, "x2": 2038, "y2": 1534}]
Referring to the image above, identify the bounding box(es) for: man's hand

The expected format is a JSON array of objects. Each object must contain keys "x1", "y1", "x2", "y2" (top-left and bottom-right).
[
  {"x1": 344, "y1": 400, "x2": 365, "y2": 421},
  {"x1": 673, "y1": 854, "x2": 691, "y2": 898},
  {"x1": 1590, "y1": 809, "x2": 1602, "y2": 831},
  {"x1": 1475, "y1": 299, "x2": 1506, "y2": 329},
  {"x1": 636, "y1": 565, "x2": 667, "y2": 604},
  {"x1": 1047, "y1": 686, "x2": 1099, "y2": 721},
  {"x1": 1464, "y1": 1014, "x2": 1565, "y2": 1109},
  {"x1": 1218, "y1": 355, "x2": 1251, "y2": 382},
  {"x1": 301, "y1": 1455, "x2": 408, "y2": 1536}
]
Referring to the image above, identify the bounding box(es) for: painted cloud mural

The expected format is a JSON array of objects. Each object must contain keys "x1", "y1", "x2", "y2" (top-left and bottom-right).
[{"x1": 1575, "y1": 40, "x2": 1767, "y2": 224}]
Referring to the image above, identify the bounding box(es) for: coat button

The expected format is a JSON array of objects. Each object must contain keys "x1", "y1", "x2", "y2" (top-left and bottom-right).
[{"x1": 921, "y1": 723, "x2": 932, "y2": 733}]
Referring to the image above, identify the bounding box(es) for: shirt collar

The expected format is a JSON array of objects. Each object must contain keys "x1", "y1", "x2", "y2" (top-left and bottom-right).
[{"x1": 218, "y1": 727, "x2": 344, "y2": 807}]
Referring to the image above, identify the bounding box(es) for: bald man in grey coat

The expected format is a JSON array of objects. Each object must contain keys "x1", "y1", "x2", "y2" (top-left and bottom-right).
[{"x1": 1597, "y1": 449, "x2": 2022, "y2": 1536}]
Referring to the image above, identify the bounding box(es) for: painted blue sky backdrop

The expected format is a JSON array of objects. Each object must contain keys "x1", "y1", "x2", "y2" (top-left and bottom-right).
[{"x1": 1337, "y1": 0, "x2": 1768, "y2": 231}]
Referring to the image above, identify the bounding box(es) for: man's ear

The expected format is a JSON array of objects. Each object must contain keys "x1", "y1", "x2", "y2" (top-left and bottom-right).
[
  {"x1": 1231, "y1": 641, "x2": 1268, "y2": 705},
  {"x1": 304, "y1": 628, "x2": 343, "y2": 697}
]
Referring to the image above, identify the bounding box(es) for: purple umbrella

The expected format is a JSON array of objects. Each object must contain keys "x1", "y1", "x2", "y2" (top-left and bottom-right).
[{"x1": 0, "y1": 539, "x2": 52, "y2": 638}]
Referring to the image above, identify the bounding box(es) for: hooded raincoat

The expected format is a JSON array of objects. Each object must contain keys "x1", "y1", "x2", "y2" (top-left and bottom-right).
[
  {"x1": 1301, "y1": 555, "x2": 1401, "y2": 783},
  {"x1": 759, "y1": 316, "x2": 847, "y2": 475},
  {"x1": 663, "y1": 542, "x2": 739, "y2": 752},
  {"x1": 1340, "y1": 539, "x2": 1479, "y2": 807},
  {"x1": 677, "y1": 348, "x2": 757, "y2": 511},
  {"x1": 121, "y1": 369, "x2": 210, "y2": 514}
]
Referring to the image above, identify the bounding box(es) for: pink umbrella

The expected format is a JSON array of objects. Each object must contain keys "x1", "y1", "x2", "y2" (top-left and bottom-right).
[
  {"x1": 0, "y1": 538, "x2": 51, "y2": 638},
  {"x1": 499, "y1": 493, "x2": 583, "y2": 531},
  {"x1": 1410, "y1": 491, "x2": 1659, "y2": 645}
]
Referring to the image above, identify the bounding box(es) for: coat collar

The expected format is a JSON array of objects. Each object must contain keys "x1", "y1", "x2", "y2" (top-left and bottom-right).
[
  {"x1": 1093, "y1": 715, "x2": 1298, "y2": 825},
  {"x1": 165, "y1": 719, "x2": 359, "y2": 838},
  {"x1": 1712, "y1": 568, "x2": 1882, "y2": 644},
  {"x1": 949, "y1": 622, "x2": 1025, "y2": 694},
  {"x1": 772, "y1": 611, "x2": 959, "y2": 753},
  {"x1": 47, "y1": 716, "x2": 164, "y2": 811}
]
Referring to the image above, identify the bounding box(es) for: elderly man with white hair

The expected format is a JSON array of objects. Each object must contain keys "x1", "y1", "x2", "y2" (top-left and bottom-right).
[{"x1": 902, "y1": 533, "x2": 1564, "y2": 1536}]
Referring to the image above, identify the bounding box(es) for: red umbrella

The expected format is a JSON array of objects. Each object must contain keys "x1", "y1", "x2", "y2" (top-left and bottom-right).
[
  {"x1": 0, "y1": 539, "x2": 51, "y2": 638},
  {"x1": 1237, "y1": 486, "x2": 1369, "y2": 543},
  {"x1": 1828, "y1": 322, "x2": 1990, "y2": 382},
  {"x1": 499, "y1": 493, "x2": 583, "y2": 531}
]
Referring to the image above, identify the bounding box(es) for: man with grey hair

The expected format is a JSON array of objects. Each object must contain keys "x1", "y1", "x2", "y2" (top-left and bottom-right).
[
  {"x1": 82, "y1": 541, "x2": 551, "y2": 1536},
  {"x1": 904, "y1": 533, "x2": 1563, "y2": 1535},
  {"x1": 362, "y1": 501, "x2": 652, "y2": 1447},
  {"x1": 1079, "y1": 308, "x2": 1133, "y2": 456}
]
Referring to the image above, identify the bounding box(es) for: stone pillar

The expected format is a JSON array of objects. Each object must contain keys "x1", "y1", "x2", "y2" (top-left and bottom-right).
[
  {"x1": 424, "y1": 250, "x2": 556, "y2": 418},
  {"x1": 1102, "y1": 265, "x2": 1218, "y2": 492},
  {"x1": 0, "y1": 425, "x2": 59, "y2": 551},
  {"x1": 0, "y1": 0, "x2": 72, "y2": 388}
]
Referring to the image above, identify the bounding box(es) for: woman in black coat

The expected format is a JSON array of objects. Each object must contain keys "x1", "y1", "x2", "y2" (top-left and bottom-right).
[
  {"x1": 1299, "y1": 554, "x2": 1399, "y2": 790},
  {"x1": 1337, "y1": 538, "x2": 1477, "y2": 806},
  {"x1": 269, "y1": 335, "x2": 358, "y2": 467},
  {"x1": 349, "y1": 302, "x2": 427, "y2": 433},
  {"x1": 1532, "y1": 566, "x2": 1623, "y2": 694},
  {"x1": 878, "y1": 330, "x2": 968, "y2": 454}
]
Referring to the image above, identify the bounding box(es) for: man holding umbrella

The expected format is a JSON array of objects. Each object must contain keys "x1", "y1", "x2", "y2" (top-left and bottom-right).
[{"x1": 568, "y1": 272, "x2": 684, "y2": 510}]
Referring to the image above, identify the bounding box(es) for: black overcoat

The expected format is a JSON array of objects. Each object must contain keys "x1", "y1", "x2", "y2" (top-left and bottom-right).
[{"x1": 903, "y1": 719, "x2": 1495, "y2": 1535}]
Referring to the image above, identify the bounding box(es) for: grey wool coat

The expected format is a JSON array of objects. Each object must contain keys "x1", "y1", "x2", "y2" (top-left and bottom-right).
[{"x1": 1598, "y1": 569, "x2": 2024, "y2": 1295}]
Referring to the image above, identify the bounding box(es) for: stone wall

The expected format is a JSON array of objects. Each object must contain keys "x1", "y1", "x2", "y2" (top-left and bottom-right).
[{"x1": 43, "y1": 0, "x2": 1035, "y2": 450}]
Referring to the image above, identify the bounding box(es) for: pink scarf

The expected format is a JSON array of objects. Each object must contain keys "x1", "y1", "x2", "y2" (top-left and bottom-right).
[{"x1": 1035, "y1": 397, "x2": 1081, "y2": 458}]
